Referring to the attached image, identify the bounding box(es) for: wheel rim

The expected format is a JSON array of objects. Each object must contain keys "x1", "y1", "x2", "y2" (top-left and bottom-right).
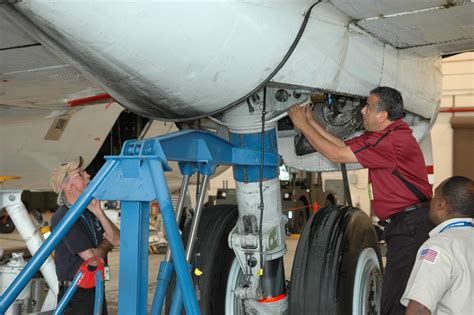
[
  {"x1": 352, "y1": 247, "x2": 383, "y2": 315},
  {"x1": 225, "y1": 258, "x2": 246, "y2": 314}
]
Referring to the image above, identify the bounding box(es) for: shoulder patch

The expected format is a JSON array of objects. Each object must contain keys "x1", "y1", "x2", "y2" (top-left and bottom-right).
[{"x1": 419, "y1": 248, "x2": 439, "y2": 264}]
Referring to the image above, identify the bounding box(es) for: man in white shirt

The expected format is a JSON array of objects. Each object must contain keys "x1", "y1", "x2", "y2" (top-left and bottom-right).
[{"x1": 401, "y1": 176, "x2": 474, "y2": 315}]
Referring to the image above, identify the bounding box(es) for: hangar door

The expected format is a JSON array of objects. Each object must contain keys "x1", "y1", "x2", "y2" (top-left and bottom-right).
[{"x1": 451, "y1": 116, "x2": 474, "y2": 179}]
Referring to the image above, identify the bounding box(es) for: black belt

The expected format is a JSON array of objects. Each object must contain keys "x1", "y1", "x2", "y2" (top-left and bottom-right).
[
  {"x1": 58, "y1": 280, "x2": 72, "y2": 289},
  {"x1": 378, "y1": 201, "x2": 430, "y2": 226}
]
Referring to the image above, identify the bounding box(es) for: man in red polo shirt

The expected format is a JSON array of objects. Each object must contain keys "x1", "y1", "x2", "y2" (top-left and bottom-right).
[{"x1": 288, "y1": 86, "x2": 433, "y2": 315}]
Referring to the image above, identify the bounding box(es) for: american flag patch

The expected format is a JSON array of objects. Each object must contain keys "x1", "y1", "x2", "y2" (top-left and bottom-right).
[{"x1": 419, "y1": 248, "x2": 439, "y2": 264}]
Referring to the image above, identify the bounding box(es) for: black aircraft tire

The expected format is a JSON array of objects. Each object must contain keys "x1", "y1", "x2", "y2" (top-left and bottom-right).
[
  {"x1": 289, "y1": 205, "x2": 383, "y2": 314},
  {"x1": 0, "y1": 215, "x2": 15, "y2": 234},
  {"x1": 165, "y1": 204, "x2": 238, "y2": 315}
]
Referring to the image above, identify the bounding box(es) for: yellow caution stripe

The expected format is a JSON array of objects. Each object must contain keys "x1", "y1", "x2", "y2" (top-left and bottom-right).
[{"x1": 0, "y1": 176, "x2": 21, "y2": 182}]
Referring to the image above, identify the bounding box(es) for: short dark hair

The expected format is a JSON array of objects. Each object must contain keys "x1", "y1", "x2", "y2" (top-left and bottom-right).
[
  {"x1": 370, "y1": 86, "x2": 404, "y2": 120},
  {"x1": 441, "y1": 176, "x2": 474, "y2": 217}
]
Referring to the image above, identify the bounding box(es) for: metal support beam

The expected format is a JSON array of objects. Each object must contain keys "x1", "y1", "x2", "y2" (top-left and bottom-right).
[
  {"x1": 149, "y1": 159, "x2": 200, "y2": 315},
  {"x1": 118, "y1": 201, "x2": 150, "y2": 315},
  {"x1": 170, "y1": 175, "x2": 210, "y2": 314},
  {"x1": 151, "y1": 175, "x2": 190, "y2": 315}
]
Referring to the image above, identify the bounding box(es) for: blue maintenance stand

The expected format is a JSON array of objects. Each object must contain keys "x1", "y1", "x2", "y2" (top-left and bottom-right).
[{"x1": 0, "y1": 130, "x2": 280, "y2": 315}]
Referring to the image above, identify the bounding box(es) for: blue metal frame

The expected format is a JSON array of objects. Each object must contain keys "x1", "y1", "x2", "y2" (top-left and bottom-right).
[
  {"x1": 148, "y1": 159, "x2": 200, "y2": 314},
  {"x1": 0, "y1": 130, "x2": 280, "y2": 315},
  {"x1": 94, "y1": 271, "x2": 104, "y2": 315},
  {"x1": 151, "y1": 261, "x2": 174, "y2": 314},
  {"x1": 117, "y1": 201, "x2": 151, "y2": 315},
  {"x1": 53, "y1": 271, "x2": 83, "y2": 315},
  {"x1": 230, "y1": 129, "x2": 279, "y2": 182},
  {"x1": 53, "y1": 270, "x2": 104, "y2": 315}
]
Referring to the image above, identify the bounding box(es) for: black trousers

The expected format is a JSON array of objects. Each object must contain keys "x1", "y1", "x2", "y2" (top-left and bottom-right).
[
  {"x1": 381, "y1": 206, "x2": 433, "y2": 315},
  {"x1": 58, "y1": 284, "x2": 108, "y2": 315}
]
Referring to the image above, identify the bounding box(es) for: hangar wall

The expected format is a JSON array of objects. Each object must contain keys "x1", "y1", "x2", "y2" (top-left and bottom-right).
[{"x1": 432, "y1": 52, "x2": 474, "y2": 188}]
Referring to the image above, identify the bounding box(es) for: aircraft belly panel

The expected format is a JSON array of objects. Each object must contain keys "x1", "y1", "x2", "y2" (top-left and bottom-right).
[
  {"x1": 273, "y1": 10, "x2": 385, "y2": 96},
  {"x1": 356, "y1": 3, "x2": 474, "y2": 53},
  {"x1": 7, "y1": 1, "x2": 309, "y2": 120},
  {"x1": 273, "y1": 4, "x2": 442, "y2": 119},
  {"x1": 330, "y1": 0, "x2": 455, "y2": 20}
]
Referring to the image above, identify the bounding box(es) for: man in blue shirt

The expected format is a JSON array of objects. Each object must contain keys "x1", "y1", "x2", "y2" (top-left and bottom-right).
[{"x1": 50, "y1": 156, "x2": 120, "y2": 314}]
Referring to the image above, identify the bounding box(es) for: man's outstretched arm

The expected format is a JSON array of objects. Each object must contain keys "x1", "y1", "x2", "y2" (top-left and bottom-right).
[
  {"x1": 289, "y1": 105, "x2": 357, "y2": 164},
  {"x1": 406, "y1": 300, "x2": 431, "y2": 315}
]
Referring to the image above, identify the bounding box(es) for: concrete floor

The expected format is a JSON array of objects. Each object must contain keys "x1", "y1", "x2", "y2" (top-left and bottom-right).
[{"x1": 0, "y1": 219, "x2": 299, "y2": 315}]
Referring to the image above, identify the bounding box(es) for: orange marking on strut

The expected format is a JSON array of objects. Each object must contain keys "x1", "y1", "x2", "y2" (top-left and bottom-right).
[{"x1": 258, "y1": 293, "x2": 288, "y2": 303}]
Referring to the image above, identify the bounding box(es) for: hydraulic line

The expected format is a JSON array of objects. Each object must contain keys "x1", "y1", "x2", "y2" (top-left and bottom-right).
[{"x1": 257, "y1": 87, "x2": 267, "y2": 292}]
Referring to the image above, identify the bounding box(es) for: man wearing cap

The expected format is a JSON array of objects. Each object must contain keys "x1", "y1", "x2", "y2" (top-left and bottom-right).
[
  {"x1": 50, "y1": 156, "x2": 120, "y2": 314},
  {"x1": 288, "y1": 86, "x2": 433, "y2": 314},
  {"x1": 402, "y1": 176, "x2": 474, "y2": 314}
]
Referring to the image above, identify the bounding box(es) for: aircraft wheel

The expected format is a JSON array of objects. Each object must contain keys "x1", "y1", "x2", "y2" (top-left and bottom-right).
[
  {"x1": 0, "y1": 215, "x2": 15, "y2": 233},
  {"x1": 224, "y1": 258, "x2": 246, "y2": 314},
  {"x1": 289, "y1": 205, "x2": 382, "y2": 314},
  {"x1": 165, "y1": 204, "x2": 238, "y2": 314}
]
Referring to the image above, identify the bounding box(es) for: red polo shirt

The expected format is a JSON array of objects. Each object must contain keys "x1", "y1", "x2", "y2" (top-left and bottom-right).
[{"x1": 345, "y1": 119, "x2": 432, "y2": 220}]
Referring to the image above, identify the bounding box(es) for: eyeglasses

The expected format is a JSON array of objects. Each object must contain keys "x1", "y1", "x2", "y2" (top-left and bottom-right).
[{"x1": 69, "y1": 169, "x2": 86, "y2": 179}]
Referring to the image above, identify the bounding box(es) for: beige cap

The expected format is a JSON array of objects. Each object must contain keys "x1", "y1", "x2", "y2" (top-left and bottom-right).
[{"x1": 50, "y1": 156, "x2": 84, "y2": 193}]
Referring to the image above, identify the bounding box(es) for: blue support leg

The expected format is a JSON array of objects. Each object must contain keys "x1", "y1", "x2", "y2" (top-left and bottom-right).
[
  {"x1": 149, "y1": 160, "x2": 200, "y2": 315},
  {"x1": 169, "y1": 263, "x2": 194, "y2": 315},
  {"x1": 94, "y1": 271, "x2": 104, "y2": 315},
  {"x1": 169, "y1": 283, "x2": 184, "y2": 315},
  {"x1": 53, "y1": 271, "x2": 83, "y2": 315},
  {"x1": 151, "y1": 175, "x2": 190, "y2": 315},
  {"x1": 118, "y1": 201, "x2": 150, "y2": 315},
  {"x1": 151, "y1": 261, "x2": 174, "y2": 314}
]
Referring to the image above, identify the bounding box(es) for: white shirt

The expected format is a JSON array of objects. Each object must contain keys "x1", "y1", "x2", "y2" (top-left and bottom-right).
[{"x1": 401, "y1": 218, "x2": 474, "y2": 314}]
